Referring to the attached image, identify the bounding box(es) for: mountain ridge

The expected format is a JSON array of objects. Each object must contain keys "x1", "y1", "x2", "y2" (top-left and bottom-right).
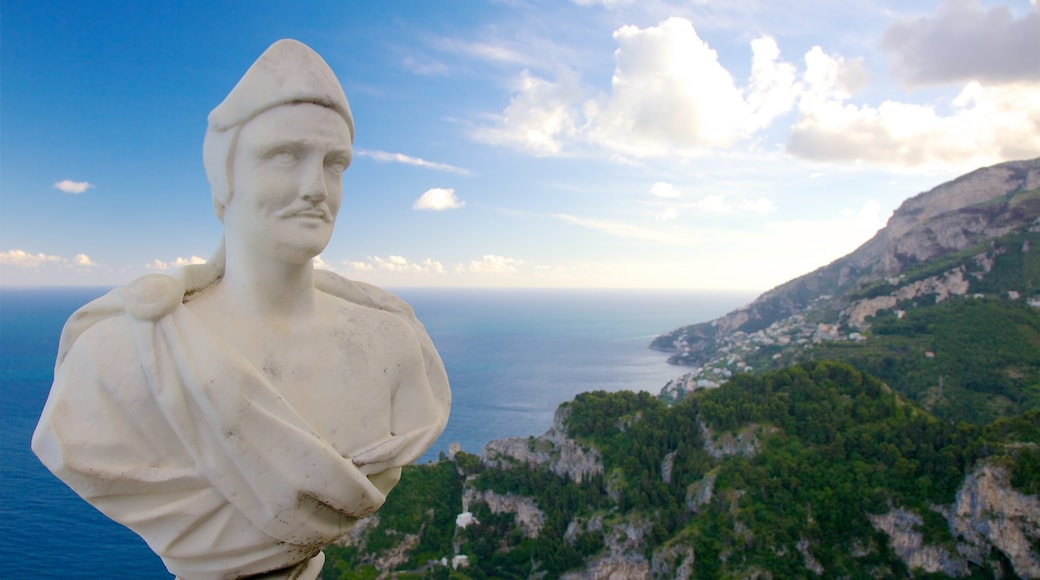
[
  {"x1": 653, "y1": 157, "x2": 1040, "y2": 357},
  {"x1": 320, "y1": 158, "x2": 1040, "y2": 579},
  {"x1": 652, "y1": 157, "x2": 1040, "y2": 421}
]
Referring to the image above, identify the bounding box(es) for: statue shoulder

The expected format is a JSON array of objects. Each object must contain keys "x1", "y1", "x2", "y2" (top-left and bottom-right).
[
  {"x1": 123, "y1": 274, "x2": 185, "y2": 321},
  {"x1": 56, "y1": 273, "x2": 185, "y2": 371},
  {"x1": 314, "y1": 270, "x2": 415, "y2": 320}
]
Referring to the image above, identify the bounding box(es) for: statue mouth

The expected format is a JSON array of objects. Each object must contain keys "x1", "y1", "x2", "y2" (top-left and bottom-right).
[{"x1": 287, "y1": 208, "x2": 330, "y2": 221}]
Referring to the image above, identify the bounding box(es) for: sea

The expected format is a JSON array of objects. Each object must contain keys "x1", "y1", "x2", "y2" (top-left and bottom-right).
[{"x1": 0, "y1": 286, "x2": 755, "y2": 578}]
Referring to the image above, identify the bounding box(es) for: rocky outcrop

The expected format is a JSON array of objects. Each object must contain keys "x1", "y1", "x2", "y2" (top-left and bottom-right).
[
  {"x1": 482, "y1": 405, "x2": 604, "y2": 484},
  {"x1": 650, "y1": 544, "x2": 695, "y2": 579},
  {"x1": 949, "y1": 461, "x2": 1040, "y2": 578},
  {"x1": 661, "y1": 450, "x2": 677, "y2": 484},
  {"x1": 845, "y1": 268, "x2": 971, "y2": 326},
  {"x1": 871, "y1": 460, "x2": 1040, "y2": 578},
  {"x1": 869, "y1": 508, "x2": 967, "y2": 576},
  {"x1": 700, "y1": 421, "x2": 776, "y2": 459},
  {"x1": 562, "y1": 515, "x2": 654, "y2": 580},
  {"x1": 333, "y1": 514, "x2": 424, "y2": 571},
  {"x1": 561, "y1": 555, "x2": 648, "y2": 580},
  {"x1": 462, "y1": 487, "x2": 545, "y2": 539},
  {"x1": 686, "y1": 470, "x2": 718, "y2": 513},
  {"x1": 797, "y1": 538, "x2": 824, "y2": 575}
]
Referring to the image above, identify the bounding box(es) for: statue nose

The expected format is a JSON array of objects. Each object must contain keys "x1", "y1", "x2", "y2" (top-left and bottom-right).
[{"x1": 301, "y1": 169, "x2": 328, "y2": 202}]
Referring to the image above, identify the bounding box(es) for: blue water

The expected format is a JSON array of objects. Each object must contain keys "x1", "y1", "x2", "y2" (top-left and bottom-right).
[{"x1": 0, "y1": 286, "x2": 754, "y2": 578}]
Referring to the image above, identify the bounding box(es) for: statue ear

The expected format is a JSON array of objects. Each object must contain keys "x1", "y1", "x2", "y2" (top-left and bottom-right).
[{"x1": 203, "y1": 126, "x2": 237, "y2": 220}]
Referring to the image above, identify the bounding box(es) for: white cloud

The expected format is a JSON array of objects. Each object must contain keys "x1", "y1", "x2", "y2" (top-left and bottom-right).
[
  {"x1": 0, "y1": 249, "x2": 97, "y2": 269},
  {"x1": 437, "y1": 38, "x2": 530, "y2": 65},
  {"x1": 477, "y1": 18, "x2": 800, "y2": 158},
  {"x1": 571, "y1": 0, "x2": 635, "y2": 6},
  {"x1": 458, "y1": 255, "x2": 524, "y2": 274},
  {"x1": 882, "y1": 0, "x2": 1040, "y2": 87},
  {"x1": 347, "y1": 260, "x2": 375, "y2": 272},
  {"x1": 473, "y1": 68, "x2": 585, "y2": 156},
  {"x1": 357, "y1": 150, "x2": 470, "y2": 175},
  {"x1": 0, "y1": 249, "x2": 64, "y2": 267},
  {"x1": 413, "y1": 188, "x2": 466, "y2": 211},
  {"x1": 802, "y1": 46, "x2": 869, "y2": 101},
  {"x1": 587, "y1": 18, "x2": 753, "y2": 155},
  {"x1": 671, "y1": 195, "x2": 778, "y2": 216},
  {"x1": 554, "y1": 213, "x2": 682, "y2": 244},
  {"x1": 656, "y1": 207, "x2": 679, "y2": 221},
  {"x1": 146, "y1": 256, "x2": 206, "y2": 271},
  {"x1": 351, "y1": 255, "x2": 446, "y2": 274},
  {"x1": 649, "y1": 182, "x2": 681, "y2": 198},
  {"x1": 784, "y1": 19, "x2": 1040, "y2": 169},
  {"x1": 73, "y1": 253, "x2": 96, "y2": 267},
  {"x1": 746, "y1": 36, "x2": 802, "y2": 131},
  {"x1": 401, "y1": 56, "x2": 450, "y2": 76},
  {"x1": 740, "y1": 198, "x2": 777, "y2": 214},
  {"x1": 473, "y1": 15, "x2": 1038, "y2": 169},
  {"x1": 692, "y1": 195, "x2": 731, "y2": 214},
  {"x1": 53, "y1": 180, "x2": 93, "y2": 194},
  {"x1": 788, "y1": 80, "x2": 1040, "y2": 169}
]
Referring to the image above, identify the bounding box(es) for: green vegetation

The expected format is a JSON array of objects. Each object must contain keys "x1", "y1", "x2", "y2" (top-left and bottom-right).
[
  {"x1": 325, "y1": 362, "x2": 1038, "y2": 578},
  {"x1": 813, "y1": 297, "x2": 1040, "y2": 424},
  {"x1": 322, "y1": 179, "x2": 1040, "y2": 578},
  {"x1": 322, "y1": 458, "x2": 463, "y2": 579}
]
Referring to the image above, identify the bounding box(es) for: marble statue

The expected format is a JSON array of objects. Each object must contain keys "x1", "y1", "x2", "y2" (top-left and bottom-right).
[{"x1": 32, "y1": 39, "x2": 451, "y2": 580}]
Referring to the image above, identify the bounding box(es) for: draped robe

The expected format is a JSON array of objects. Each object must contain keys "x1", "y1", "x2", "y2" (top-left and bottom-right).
[{"x1": 32, "y1": 269, "x2": 450, "y2": 579}]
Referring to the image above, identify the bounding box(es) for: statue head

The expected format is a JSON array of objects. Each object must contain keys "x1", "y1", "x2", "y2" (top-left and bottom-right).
[
  {"x1": 223, "y1": 102, "x2": 352, "y2": 264},
  {"x1": 203, "y1": 39, "x2": 355, "y2": 221}
]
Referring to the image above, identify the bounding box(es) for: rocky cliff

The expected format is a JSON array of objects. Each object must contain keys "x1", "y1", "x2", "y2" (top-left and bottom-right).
[
  {"x1": 871, "y1": 459, "x2": 1040, "y2": 578},
  {"x1": 481, "y1": 405, "x2": 604, "y2": 484},
  {"x1": 325, "y1": 363, "x2": 1040, "y2": 579},
  {"x1": 653, "y1": 157, "x2": 1040, "y2": 367},
  {"x1": 654, "y1": 158, "x2": 1040, "y2": 421}
]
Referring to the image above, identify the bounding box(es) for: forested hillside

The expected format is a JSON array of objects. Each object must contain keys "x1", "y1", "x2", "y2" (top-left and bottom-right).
[
  {"x1": 656, "y1": 166, "x2": 1040, "y2": 427},
  {"x1": 653, "y1": 158, "x2": 1038, "y2": 365},
  {"x1": 323, "y1": 362, "x2": 1040, "y2": 578},
  {"x1": 322, "y1": 159, "x2": 1040, "y2": 578}
]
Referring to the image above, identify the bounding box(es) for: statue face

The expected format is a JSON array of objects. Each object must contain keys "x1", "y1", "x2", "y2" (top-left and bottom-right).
[{"x1": 224, "y1": 103, "x2": 352, "y2": 264}]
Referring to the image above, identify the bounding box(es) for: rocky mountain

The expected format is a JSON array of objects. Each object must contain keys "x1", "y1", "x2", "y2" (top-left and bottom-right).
[
  {"x1": 321, "y1": 159, "x2": 1040, "y2": 579},
  {"x1": 653, "y1": 157, "x2": 1040, "y2": 422}
]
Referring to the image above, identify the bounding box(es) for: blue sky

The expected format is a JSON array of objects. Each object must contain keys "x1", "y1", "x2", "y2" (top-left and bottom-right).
[{"x1": 2, "y1": 0, "x2": 1038, "y2": 289}]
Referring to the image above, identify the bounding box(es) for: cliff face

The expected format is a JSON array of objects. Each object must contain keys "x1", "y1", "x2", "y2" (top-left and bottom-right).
[
  {"x1": 653, "y1": 157, "x2": 1040, "y2": 368},
  {"x1": 871, "y1": 460, "x2": 1040, "y2": 578},
  {"x1": 481, "y1": 405, "x2": 604, "y2": 484},
  {"x1": 950, "y1": 461, "x2": 1040, "y2": 578}
]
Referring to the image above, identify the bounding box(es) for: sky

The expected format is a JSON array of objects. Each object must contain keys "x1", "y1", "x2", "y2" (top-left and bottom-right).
[{"x1": 2, "y1": 0, "x2": 1038, "y2": 290}]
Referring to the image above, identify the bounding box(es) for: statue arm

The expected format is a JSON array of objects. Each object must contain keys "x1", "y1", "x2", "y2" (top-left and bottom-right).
[
  {"x1": 32, "y1": 319, "x2": 226, "y2": 556},
  {"x1": 351, "y1": 323, "x2": 449, "y2": 475},
  {"x1": 34, "y1": 317, "x2": 207, "y2": 496},
  {"x1": 132, "y1": 307, "x2": 390, "y2": 545}
]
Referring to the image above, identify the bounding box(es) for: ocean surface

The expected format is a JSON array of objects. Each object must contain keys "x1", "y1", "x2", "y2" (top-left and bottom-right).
[{"x1": 0, "y1": 286, "x2": 755, "y2": 578}]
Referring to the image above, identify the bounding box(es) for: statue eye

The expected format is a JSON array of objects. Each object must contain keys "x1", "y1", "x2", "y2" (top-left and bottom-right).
[
  {"x1": 326, "y1": 156, "x2": 350, "y2": 174},
  {"x1": 267, "y1": 148, "x2": 298, "y2": 163}
]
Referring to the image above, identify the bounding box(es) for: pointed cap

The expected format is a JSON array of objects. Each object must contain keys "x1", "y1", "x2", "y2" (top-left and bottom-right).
[{"x1": 207, "y1": 39, "x2": 353, "y2": 140}]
